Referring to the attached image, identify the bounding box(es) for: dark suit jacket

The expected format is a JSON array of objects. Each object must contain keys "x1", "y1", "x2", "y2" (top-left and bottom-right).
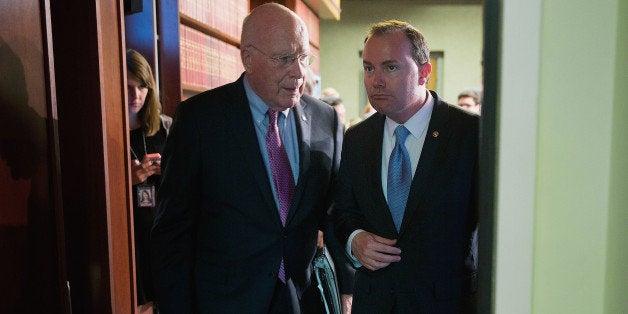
[
  {"x1": 334, "y1": 91, "x2": 479, "y2": 313},
  {"x1": 152, "y1": 75, "x2": 351, "y2": 313}
]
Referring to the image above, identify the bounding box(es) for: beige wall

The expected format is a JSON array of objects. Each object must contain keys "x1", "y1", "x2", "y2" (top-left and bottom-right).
[
  {"x1": 321, "y1": 1, "x2": 628, "y2": 313},
  {"x1": 495, "y1": 0, "x2": 628, "y2": 313},
  {"x1": 320, "y1": 0, "x2": 483, "y2": 121}
]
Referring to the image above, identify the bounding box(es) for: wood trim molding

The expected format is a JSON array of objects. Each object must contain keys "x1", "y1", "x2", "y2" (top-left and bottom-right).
[
  {"x1": 49, "y1": 0, "x2": 132, "y2": 312},
  {"x1": 179, "y1": 13, "x2": 241, "y2": 48}
]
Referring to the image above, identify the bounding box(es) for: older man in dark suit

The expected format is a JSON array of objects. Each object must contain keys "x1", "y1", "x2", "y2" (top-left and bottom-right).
[
  {"x1": 334, "y1": 20, "x2": 479, "y2": 313},
  {"x1": 151, "y1": 3, "x2": 352, "y2": 313}
]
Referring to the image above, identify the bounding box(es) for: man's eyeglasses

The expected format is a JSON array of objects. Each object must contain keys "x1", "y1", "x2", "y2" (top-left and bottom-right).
[{"x1": 249, "y1": 45, "x2": 314, "y2": 68}]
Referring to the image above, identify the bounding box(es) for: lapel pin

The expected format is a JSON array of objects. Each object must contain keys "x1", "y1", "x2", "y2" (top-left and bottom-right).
[
  {"x1": 301, "y1": 115, "x2": 307, "y2": 121},
  {"x1": 432, "y1": 131, "x2": 439, "y2": 137}
]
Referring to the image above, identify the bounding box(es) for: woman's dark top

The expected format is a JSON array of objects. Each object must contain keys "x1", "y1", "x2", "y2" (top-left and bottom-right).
[{"x1": 130, "y1": 122, "x2": 167, "y2": 305}]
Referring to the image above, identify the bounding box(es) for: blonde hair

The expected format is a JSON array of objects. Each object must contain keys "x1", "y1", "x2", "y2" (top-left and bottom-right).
[{"x1": 126, "y1": 49, "x2": 162, "y2": 136}]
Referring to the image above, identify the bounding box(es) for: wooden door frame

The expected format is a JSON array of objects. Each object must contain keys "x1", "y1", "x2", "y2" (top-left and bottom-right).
[
  {"x1": 50, "y1": 0, "x2": 134, "y2": 312},
  {"x1": 478, "y1": 0, "x2": 499, "y2": 312}
]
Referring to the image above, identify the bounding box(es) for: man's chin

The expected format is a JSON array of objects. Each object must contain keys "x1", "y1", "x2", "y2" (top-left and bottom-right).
[{"x1": 280, "y1": 97, "x2": 300, "y2": 109}]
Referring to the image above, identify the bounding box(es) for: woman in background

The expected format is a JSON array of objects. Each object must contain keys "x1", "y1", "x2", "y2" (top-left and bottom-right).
[{"x1": 127, "y1": 49, "x2": 171, "y2": 313}]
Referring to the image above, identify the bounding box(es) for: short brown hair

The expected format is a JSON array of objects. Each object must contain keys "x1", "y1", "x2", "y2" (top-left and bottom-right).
[
  {"x1": 458, "y1": 89, "x2": 482, "y2": 105},
  {"x1": 365, "y1": 20, "x2": 430, "y2": 66}
]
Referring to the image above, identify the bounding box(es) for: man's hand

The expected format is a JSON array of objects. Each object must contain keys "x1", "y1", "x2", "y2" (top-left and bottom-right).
[
  {"x1": 351, "y1": 232, "x2": 401, "y2": 271},
  {"x1": 341, "y1": 294, "x2": 353, "y2": 314},
  {"x1": 317, "y1": 230, "x2": 324, "y2": 248}
]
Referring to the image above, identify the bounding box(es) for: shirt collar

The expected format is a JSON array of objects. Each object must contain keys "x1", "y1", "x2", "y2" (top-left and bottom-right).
[
  {"x1": 385, "y1": 90, "x2": 434, "y2": 139},
  {"x1": 244, "y1": 75, "x2": 291, "y2": 126}
]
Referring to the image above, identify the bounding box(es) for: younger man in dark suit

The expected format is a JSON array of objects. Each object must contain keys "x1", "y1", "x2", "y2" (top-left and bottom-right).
[
  {"x1": 334, "y1": 20, "x2": 479, "y2": 313},
  {"x1": 152, "y1": 3, "x2": 353, "y2": 313}
]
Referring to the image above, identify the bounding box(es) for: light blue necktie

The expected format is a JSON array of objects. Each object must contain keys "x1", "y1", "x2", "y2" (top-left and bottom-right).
[{"x1": 387, "y1": 125, "x2": 412, "y2": 231}]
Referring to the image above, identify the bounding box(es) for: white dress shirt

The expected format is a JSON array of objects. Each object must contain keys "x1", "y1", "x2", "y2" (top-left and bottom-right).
[{"x1": 346, "y1": 92, "x2": 435, "y2": 267}]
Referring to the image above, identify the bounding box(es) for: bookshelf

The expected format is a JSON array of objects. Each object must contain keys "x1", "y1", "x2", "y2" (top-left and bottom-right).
[
  {"x1": 126, "y1": 0, "x2": 341, "y2": 106},
  {"x1": 179, "y1": 0, "x2": 339, "y2": 100},
  {"x1": 178, "y1": 0, "x2": 248, "y2": 99}
]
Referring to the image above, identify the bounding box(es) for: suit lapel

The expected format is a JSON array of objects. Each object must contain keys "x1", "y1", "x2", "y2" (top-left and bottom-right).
[
  {"x1": 286, "y1": 100, "x2": 310, "y2": 224},
  {"x1": 226, "y1": 78, "x2": 283, "y2": 228},
  {"x1": 294, "y1": 101, "x2": 311, "y2": 178},
  {"x1": 399, "y1": 95, "x2": 450, "y2": 236},
  {"x1": 366, "y1": 114, "x2": 400, "y2": 236}
]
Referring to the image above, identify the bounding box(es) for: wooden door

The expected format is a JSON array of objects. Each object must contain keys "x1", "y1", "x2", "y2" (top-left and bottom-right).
[
  {"x1": 0, "y1": 0, "x2": 135, "y2": 313},
  {"x1": 49, "y1": 0, "x2": 134, "y2": 312},
  {"x1": 0, "y1": 0, "x2": 68, "y2": 312}
]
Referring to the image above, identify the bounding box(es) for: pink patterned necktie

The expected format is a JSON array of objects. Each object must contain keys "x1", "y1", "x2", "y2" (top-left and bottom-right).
[{"x1": 266, "y1": 109, "x2": 295, "y2": 282}]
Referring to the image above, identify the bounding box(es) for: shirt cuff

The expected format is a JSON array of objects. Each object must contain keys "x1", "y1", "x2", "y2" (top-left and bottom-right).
[{"x1": 346, "y1": 229, "x2": 365, "y2": 268}]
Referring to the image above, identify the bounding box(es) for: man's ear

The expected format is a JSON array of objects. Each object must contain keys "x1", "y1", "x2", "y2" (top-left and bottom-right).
[
  {"x1": 418, "y1": 62, "x2": 432, "y2": 85},
  {"x1": 241, "y1": 48, "x2": 252, "y2": 72}
]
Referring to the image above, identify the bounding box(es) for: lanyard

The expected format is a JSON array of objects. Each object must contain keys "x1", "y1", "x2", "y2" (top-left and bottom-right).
[{"x1": 130, "y1": 130, "x2": 148, "y2": 161}]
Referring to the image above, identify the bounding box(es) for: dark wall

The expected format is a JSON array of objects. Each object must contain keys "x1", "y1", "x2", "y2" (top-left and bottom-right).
[
  {"x1": 0, "y1": 0, "x2": 64, "y2": 312},
  {"x1": 1, "y1": 0, "x2": 135, "y2": 313}
]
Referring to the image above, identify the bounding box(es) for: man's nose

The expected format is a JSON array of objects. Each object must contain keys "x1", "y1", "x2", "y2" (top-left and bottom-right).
[
  {"x1": 288, "y1": 58, "x2": 307, "y2": 78},
  {"x1": 372, "y1": 75, "x2": 385, "y2": 88}
]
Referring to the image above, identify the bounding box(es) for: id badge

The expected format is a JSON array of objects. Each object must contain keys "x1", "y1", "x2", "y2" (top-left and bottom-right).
[{"x1": 137, "y1": 184, "x2": 156, "y2": 207}]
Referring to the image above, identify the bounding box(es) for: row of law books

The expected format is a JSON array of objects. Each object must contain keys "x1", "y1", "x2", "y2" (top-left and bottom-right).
[
  {"x1": 179, "y1": 0, "x2": 248, "y2": 41},
  {"x1": 178, "y1": 0, "x2": 321, "y2": 96},
  {"x1": 180, "y1": 25, "x2": 245, "y2": 93}
]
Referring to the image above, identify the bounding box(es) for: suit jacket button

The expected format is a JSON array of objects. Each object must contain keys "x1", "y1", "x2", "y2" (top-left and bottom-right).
[
  {"x1": 269, "y1": 271, "x2": 276, "y2": 278},
  {"x1": 282, "y1": 231, "x2": 288, "y2": 239}
]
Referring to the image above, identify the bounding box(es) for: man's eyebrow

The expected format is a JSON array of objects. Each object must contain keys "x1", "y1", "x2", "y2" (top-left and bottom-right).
[{"x1": 363, "y1": 59, "x2": 398, "y2": 66}]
